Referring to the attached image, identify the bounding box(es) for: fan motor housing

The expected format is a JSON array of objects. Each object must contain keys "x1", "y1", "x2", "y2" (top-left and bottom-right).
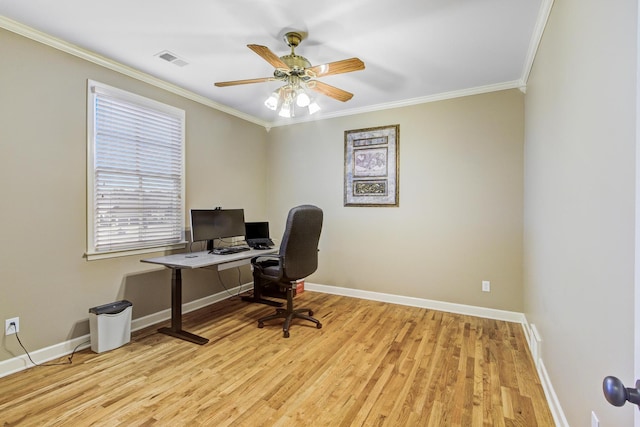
[{"x1": 278, "y1": 54, "x2": 311, "y2": 76}]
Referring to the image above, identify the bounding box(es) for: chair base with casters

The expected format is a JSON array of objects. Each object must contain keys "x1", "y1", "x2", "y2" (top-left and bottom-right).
[{"x1": 257, "y1": 284, "x2": 322, "y2": 338}]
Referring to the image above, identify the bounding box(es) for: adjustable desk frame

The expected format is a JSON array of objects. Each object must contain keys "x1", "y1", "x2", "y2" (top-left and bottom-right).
[{"x1": 141, "y1": 248, "x2": 277, "y2": 345}]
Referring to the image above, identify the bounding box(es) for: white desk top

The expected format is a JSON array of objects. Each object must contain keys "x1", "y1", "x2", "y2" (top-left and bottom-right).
[{"x1": 141, "y1": 248, "x2": 278, "y2": 270}]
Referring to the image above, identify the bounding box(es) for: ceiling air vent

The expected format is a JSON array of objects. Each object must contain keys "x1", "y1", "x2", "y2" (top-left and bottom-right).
[{"x1": 155, "y1": 50, "x2": 189, "y2": 67}]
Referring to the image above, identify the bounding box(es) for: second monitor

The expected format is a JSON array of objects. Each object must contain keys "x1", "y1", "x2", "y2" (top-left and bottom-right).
[{"x1": 244, "y1": 221, "x2": 275, "y2": 248}]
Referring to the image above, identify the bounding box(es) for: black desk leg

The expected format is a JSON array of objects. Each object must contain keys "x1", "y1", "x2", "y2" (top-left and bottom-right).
[{"x1": 158, "y1": 268, "x2": 209, "y2": 345}]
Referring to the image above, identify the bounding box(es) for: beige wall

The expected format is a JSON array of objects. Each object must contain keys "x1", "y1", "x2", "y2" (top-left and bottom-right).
[
  {"x1": 1, "y1": 24, "x2": 525, "y2": 367},
  {"x1": 0, "y1": 28, "x2": 268, "y2": 361},
  {"x1": 266, "y1": 90, "x2": 524, "y2": 312},
  {"x1": 524, "y1": 0, "x2": 637, "y2": 425}
]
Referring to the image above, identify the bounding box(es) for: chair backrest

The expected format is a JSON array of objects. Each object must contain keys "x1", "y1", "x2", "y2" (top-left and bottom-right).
[{"x1": 279, "y1": 205, "x2": 323, "y2": 281}]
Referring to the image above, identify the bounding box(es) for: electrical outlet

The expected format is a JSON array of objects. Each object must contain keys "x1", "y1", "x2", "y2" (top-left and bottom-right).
[
  {"x1": 5, "y1": 317, "x2": 19, "y2": 335},
  {"x1": 482, "y1": 281, "x2": 491, "y2": 292}
]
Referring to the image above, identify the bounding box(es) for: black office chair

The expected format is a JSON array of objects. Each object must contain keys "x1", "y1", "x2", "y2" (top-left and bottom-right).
[{"x1": 251, "y1": 205, "x2": 323, "y2": 338}]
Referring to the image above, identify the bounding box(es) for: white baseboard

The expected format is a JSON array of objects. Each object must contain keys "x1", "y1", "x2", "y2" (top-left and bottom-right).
[
  {"x1": 305, "y1": 283, "x2": 526, "y2": 323},
  {"x1": 0, "y1": 335, "x2": 93, "y2": 378},
  {"x1": 538, "y1": 359, "x2": 570, "y2": 427},
  {"x1": 521, "y1": 316, "x2": 569, "y2": 427}
]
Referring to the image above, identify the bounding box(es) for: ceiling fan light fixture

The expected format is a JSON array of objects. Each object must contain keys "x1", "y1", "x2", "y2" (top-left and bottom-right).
[
  {"x1": 278, "y1": 101, "x2": 293, "y2": 118},
  {"x1": 308, "y1": 101, "x2": 321, "y2": 115},
  {"x1": 296, "y1": 90, "x2": 311, "y2": 107},
  {"x1": 264, "y1": 90, "x2": 280, "y2": 110}
]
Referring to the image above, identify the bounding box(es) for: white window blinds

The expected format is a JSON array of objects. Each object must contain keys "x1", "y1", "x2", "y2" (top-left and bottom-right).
[{"x1": 87, "y1": 80, "x2": 185, "y2": 259}]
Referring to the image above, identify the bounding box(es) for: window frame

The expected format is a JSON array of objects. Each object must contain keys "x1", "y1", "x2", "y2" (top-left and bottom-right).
[{"x1": 86, "y1": 80, "x2": 186, "y2": 260}]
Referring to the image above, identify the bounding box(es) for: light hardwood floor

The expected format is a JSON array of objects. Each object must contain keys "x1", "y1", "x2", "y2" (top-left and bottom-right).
[{"x1": 0, "y1": 291, "x2": 554, "y2": 426}]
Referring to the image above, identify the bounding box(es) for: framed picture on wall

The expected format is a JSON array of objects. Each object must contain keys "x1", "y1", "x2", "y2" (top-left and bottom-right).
[{"x1": 344, "y1": 124, "x2": 399, "y2": 207}]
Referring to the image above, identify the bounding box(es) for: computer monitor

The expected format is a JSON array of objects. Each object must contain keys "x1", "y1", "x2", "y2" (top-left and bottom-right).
[
  {"x1": 245, "y1": 221, "x2": 270, "y2": 240},
  {"x1": 190, "y1": 209, "x2": 246, "y2": 247},
  {"x1": 245, "y1": 221, "x2": 275, "y2": 248}
]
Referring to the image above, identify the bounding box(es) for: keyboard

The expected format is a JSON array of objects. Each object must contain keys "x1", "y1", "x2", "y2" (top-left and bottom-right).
[
  {"x1": 248, "y1": 238, "x2": 275, "y2": 247},
  {"x1": 210, "y1": 246, "x2": 250, "y2": 255}
]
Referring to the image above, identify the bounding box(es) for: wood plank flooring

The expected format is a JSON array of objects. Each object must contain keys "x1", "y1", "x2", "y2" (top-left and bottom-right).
[{"x1": 0, "y1": 292, "x2": 555, "y2": 426}]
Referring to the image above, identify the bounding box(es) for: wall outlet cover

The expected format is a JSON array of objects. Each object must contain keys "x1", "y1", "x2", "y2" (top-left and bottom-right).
[{"x1": 5, "y1": 317, "x2": 19, "y2": 335}]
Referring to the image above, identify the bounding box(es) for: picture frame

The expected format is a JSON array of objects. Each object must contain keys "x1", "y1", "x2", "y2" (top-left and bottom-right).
[{"x1": 344, "y1": 124, "x2": 399, "y2": 207}]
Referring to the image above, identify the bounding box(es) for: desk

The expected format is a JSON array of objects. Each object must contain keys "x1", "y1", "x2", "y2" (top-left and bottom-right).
[{"x1": 141, "y1": 248, "x2": 277, "y2": 345}]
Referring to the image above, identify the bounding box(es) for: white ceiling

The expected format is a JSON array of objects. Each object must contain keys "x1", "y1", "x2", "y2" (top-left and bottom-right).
[{"x1": 0, "y1": 0, "x2": 548, "y2": 127}]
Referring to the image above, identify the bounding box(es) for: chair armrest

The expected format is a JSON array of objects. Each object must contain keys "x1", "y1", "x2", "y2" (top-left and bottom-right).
[{"x1": 251, "y1": 254, "x2": 281, "y2": 264}]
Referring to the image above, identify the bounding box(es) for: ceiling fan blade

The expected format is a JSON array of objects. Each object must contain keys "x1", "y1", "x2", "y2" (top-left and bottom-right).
[
  {"x1": 307, "y1": 80, "x2": 354, "y2": 102},
  {"x1": 306, "y1": 58, "x2": 365, "y2": 78},
  {"x1": 214, "y1": 77, "x2": 275, "y2": 87},
  {"x1": 247, "y1": 44, "x2": 290, "y2": 71}
]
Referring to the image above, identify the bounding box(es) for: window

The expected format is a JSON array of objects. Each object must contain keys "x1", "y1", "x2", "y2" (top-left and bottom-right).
[{"x1": 87, "y1": 80, "x2": 185, "y2": 260}]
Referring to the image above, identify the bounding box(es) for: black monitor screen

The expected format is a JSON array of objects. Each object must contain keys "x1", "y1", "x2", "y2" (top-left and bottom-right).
[
  {"x1": 245, "y1": 222, "x2": 270, "y2": 240},
  {"x1": 190, "y1": 209, "x2": 246, "y2": 243}
]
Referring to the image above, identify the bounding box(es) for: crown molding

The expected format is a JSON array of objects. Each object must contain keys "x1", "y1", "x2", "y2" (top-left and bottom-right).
[
  {"x1": 0, "y1": 16, "x2": 271, "y2": 129},
  {"x1": 520, "y1": 0, "x2": 555, "y2": 86}
]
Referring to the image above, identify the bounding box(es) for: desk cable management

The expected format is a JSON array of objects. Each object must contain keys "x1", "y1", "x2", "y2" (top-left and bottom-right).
[{"x1": 202, "y1": 265, "x2": 247, "y2": 299}]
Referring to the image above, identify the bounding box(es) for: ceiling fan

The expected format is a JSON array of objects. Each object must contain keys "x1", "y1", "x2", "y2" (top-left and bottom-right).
[{"x1": 215, "y1": 31, "x2": 365, "y2": 115}]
